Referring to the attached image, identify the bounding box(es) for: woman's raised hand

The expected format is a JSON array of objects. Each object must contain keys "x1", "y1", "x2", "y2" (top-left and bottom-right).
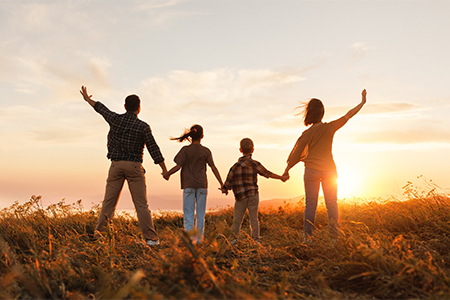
[{"x1": 361, "y1": 89, "x2": 367, "y2": 104}]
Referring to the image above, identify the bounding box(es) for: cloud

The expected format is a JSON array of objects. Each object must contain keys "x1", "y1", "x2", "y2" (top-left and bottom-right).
[
  {"x1": 0, "y1": 1, "x2": 194, "y2": 97},
  {"x1": 6, "y1": 2, "x2": 54, "y2": 33},
  {"x1": 0, "y1": 102, "x2": 103, "y2": 146},
  {"x1": 2, "y1": 1, "x2": 191, "y2": 37},
  {"x1": 29, "y1": 128, "x2": 88, "y2": 144},
  {"x1": 325, "y1": 102, "x2": 422, "y2": 119},
  {"x1": 135, "y1": 0, "x2": 202, "y2": 27},
  {"x1": 355, "y1": 128, "x2": 450, "y2": 144},
  {"x1": 87, "y1": 57, "x2": 111, "y2": 89},
  {"x1": 0, "y1": 105, "x2": 43, "y2": 122},
  {"x1": 350, "y1": 42, "x2": 372, "y2": 58},
  {"x1": 136, "y1": 68, "x2": 306, "y2": 149},
  {"x1": 140, "y1": 68, "x2": 304, "y2": 111},
  {"x1": 362, "y1": 102, "x2": 421, "y2": 114},
  {"x1": 5, "y1": 52, "x2": 112, "y2": 104},
  {"x1": 0, "y1": 51, "x2": 17, "y2": 80},
  {"x1": 136, "y1": 0, "x2": 183, "y2": 10}
]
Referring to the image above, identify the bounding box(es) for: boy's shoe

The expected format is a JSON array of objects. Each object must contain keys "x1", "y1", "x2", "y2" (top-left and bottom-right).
[
  {"x1": 302, "y1": 235, "x2": 313, "y2": 245},
  {"x1": 147, "y1": 239, "x2": 160, "y2": 246}
]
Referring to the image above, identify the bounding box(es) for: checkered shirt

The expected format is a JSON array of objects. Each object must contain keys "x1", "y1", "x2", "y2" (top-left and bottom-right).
[
  {"x1": 94, "y1": 101, "x2": 164, "y2": 164},
  {"x1": 223, "y1": 154, "x2": 274, "y2": 201}
]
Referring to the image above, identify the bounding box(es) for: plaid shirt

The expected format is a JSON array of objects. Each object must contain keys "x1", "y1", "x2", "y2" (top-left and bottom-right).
[
  {"x1": 223, "y1": 154, "x2": 274, "y2": 201},
  {"x1": 94, "y1": 101, "x2": 164, "y2": 164}
]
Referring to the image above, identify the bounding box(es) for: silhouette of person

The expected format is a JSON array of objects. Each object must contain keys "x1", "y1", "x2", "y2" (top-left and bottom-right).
[
  {"x1": 221, "y1": 138, "x2": 289, "y2": 244},
  {"x1": 80, "y1": 86, "x2": 167, "y2": 246},
  {"x1": 283, "y1": 89, "x2": 367, "y2": 238},
  {"x1": 163, "y1": 124, "x2": 224, "y2": 244}
]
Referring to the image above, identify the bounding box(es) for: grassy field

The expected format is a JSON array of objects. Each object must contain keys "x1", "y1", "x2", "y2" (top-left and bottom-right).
[{"x1": 1, "y1": 184, "x2": 450, "y2": 299}]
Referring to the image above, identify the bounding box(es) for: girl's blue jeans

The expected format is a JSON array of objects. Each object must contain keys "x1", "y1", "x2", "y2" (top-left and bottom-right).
[
  {"x1": 303, "y1": 168, "x2": 339, "y2": 236},
  {"x1": 183, "y1": 188, "x2": 207, "y2": 243}
]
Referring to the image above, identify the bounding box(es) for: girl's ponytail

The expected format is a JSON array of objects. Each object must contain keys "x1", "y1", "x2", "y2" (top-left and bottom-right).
[{"x1": 171, "y1": 124, "x2": 204, "y2": 143}]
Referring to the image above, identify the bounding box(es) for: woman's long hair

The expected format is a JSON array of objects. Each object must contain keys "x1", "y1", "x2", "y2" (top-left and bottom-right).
[
  {"x1": 297, "y1": 98, "x2": 324, "y2": 126},
  {"x1": 170, "y1": 124, "x2": 204, "y2": 143}
]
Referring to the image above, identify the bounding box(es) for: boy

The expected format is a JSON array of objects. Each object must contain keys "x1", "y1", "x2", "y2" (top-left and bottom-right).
[{"x1": 221, "y1": 138, "x2": 289, "y2": 243}]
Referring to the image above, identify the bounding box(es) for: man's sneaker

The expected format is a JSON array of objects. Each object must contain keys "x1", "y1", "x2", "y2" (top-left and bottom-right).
[
  {"x1": 147, "y1": 239, "x2": 160, "y2": 246},
  {"x1": 230, "y1": 238, "x2": 237, "y2": 245}
]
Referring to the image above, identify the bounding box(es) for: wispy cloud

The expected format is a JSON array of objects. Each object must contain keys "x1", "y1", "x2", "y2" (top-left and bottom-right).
[
  {"x1": 136, "y1": 0, "x2": 184, "y2": 10},
  {"x1": 355, "y1": 128, "x2": 450, "y2": 144},
  {"x1": 140, "y1": 68, "x2": 304, "y2": 109},
  {"x1": 326, "y1": 102, "x2": 422, "y2": 119},
  {"x1": 135, "y1": 0, "x2": 201, "y2": 27},
  {"x1": 0, "y1": 0, "x2": 192, "y2": 104},
  {"x1": 136, "y1": 68, "x2": 306, "y2": 148},
  {"x1": 350, "y1": 42, "x2": 372, "y2": 59}
]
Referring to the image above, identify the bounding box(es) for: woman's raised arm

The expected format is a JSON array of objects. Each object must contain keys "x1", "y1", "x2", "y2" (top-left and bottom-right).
[{"x1": 344, "y1": 89, "x2": 367, "y2": 120}]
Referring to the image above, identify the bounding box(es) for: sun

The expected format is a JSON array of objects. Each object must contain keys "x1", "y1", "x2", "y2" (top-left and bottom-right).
[{"x1": 337, "y1": 167, "x2": 362, "y2": 199}]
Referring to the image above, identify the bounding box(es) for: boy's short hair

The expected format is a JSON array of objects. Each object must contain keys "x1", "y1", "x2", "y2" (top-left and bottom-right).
[{"x1": 240, "y1": 138, "x2": 254, "y2": 154}]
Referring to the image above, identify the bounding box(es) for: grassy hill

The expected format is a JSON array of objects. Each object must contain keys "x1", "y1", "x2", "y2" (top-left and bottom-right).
[{"x1": 1, "y1": 187, "x2": 450, "y2": 299}]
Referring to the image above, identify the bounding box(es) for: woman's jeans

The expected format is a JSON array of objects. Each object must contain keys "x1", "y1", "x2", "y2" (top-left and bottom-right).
[
  {"x1": 183, "y1": 188, "x2": 207, "y2": 243},
  {"x1": 304, "y1": 168, "x2": 339, "y2": 236}
]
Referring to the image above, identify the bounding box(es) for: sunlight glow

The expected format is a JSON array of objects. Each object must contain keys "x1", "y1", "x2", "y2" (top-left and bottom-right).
[{"x1": 337, "y1": 167, "x2": 362, "y2": 199}]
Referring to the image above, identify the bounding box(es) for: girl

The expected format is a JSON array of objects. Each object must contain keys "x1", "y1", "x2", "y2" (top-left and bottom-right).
[
  {"x1": 283, "y1": 89, "x2": 367, "y2": 237},
  {"x1": 163, "y1": 124, "x2": 224, "y2": 243}
]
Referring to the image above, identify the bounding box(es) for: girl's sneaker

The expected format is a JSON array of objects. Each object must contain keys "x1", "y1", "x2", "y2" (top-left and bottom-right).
[{"x1": 147, "y1": 239, "x2": 160, "y2": 246}]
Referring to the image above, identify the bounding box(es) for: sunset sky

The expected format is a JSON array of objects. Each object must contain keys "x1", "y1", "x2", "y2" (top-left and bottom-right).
[{"x1": 1, "y1": 0, "x2": 450, "y2": 211}]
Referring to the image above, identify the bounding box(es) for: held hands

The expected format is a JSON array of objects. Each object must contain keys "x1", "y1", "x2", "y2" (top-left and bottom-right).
[
  {"x1": 281, "y1": 171, "x2": 290, "y2": 182},
  {"x1": 161, "y1": 171, "x2": 170, "y2": 181},
  {"x1": 219, "y1": 185, "x2": 228, "y2": 195},
  {"x1": 281, "y1": 174, "x2": 290, "y2": 182}
]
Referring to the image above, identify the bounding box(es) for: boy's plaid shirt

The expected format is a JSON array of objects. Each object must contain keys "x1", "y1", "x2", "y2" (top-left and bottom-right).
[
  {"x1": 223, "y1": 154, "x2": 274, "y2": 201},
  {"x1": 94, "y1": 102, "x2": 164, "y2": 164}
]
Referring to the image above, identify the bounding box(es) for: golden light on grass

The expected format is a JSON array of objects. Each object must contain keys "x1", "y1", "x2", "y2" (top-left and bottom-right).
[{"x1": 2, "y1": 189, "x2": 450, "y2": 299}]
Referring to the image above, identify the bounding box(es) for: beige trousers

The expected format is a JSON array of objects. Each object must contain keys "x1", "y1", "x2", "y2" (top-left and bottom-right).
[
  {"x1": 231, "y1": 193, "x2": 260, "y2": 242},
  {"x1": 95, "y1": 161, "x2": 158, "y2": 241}
]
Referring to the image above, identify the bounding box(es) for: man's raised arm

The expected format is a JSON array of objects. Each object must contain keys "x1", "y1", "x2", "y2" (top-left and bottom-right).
[{"x1": 80, "y1": 85, "x2": 97, "y2": 108}]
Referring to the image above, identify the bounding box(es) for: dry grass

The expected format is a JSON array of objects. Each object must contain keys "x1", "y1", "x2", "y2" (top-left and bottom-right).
[{"x1": 1, "y1": 185, "x2": 450, "y2": 299}]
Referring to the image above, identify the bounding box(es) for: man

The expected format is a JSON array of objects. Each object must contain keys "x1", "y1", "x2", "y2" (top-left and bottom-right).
[{"x1": 80, "y1": 86, "x2": 167, "y2": 246}]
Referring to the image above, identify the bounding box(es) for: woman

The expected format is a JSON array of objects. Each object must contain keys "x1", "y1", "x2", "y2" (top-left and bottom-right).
[{"x1": 284, "y1": 89, "x2": 367, "y2": 237}]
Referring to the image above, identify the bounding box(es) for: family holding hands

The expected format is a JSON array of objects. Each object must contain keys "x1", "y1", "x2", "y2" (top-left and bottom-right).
[{"x1": 80, "y1": 85, "x2": 366, "y2": 246}]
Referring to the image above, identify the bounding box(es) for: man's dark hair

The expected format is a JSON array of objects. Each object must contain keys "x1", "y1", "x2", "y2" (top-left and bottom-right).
[{"x1": 125, "y1": 94, "x2": 141, "y2": 113}]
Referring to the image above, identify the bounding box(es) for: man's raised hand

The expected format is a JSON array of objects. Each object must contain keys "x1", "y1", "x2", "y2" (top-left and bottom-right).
[{"x1": 80, "y1": 86, "x2": 96, "y2": 107}]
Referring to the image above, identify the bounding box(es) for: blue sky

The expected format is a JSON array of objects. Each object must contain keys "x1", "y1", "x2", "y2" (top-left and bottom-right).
[{"x1": 1, "y1": 0, "x2": 450, "y2": 211}]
